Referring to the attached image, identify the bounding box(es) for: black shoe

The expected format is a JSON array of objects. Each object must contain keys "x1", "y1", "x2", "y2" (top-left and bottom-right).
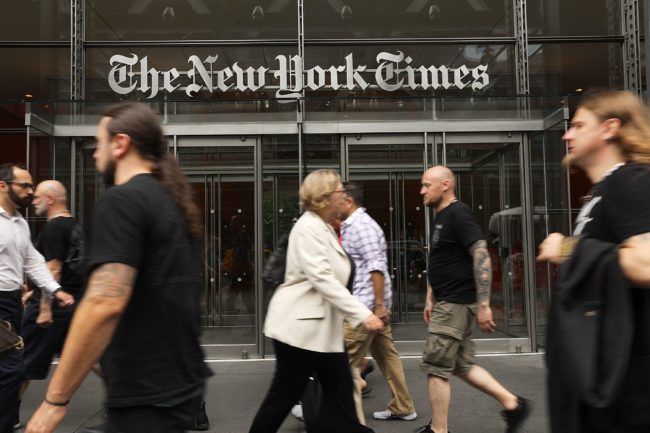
[
  {"x1": 413, "y1": 419, "x2": 450, "y2": 433},
  {"x1": 361, "y1": 360, "x2": 375, "y2": 380},
  {"x1": 188, "y1": 400, "x2": 210, "y2": 431},
  {"x1": 502, "y1": 396, "x2": 530, "y2": 433}
]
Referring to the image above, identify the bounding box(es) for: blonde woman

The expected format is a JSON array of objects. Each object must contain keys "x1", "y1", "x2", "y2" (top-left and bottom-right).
[{"x1": 249, "y1": 169, "x2": 384, "y2": 433}]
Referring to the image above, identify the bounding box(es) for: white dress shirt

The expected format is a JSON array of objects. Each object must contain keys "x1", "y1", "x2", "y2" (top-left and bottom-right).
[{"x1": 0, "y1": 206, "x2": 59, "y2": 295}]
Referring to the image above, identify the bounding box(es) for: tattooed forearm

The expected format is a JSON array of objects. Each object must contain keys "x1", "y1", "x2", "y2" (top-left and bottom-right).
[
  {"x1": 85, "y1": 263, "x2": 137, "y2": 299},
  {"x1": 469, "y1": 240, "x2": 492, "y2": 304}
]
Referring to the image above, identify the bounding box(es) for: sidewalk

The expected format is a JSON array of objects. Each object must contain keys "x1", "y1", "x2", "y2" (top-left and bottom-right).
[{"x1": 19, "y1": 354, "x2": 548, "y2": 433}]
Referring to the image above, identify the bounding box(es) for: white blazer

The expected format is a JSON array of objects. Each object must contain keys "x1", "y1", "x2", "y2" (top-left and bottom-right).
[{"x1": 264, "y1": 210, "x2": 372, "y2": 353}]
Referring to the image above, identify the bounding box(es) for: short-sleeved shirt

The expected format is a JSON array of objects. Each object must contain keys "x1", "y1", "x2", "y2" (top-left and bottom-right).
[
  {"x1": 88, "y1": 174, "x2": 210, "y2": 407},
  {"x1": 572, "y1": 163, "x2": 650, "y2": 357},
  {"x1": 35, "y1": 216, "x2": 84, "y2": 294},
  {"x1": 428, "y1": 201, "x2": 484, "y2": 304}
]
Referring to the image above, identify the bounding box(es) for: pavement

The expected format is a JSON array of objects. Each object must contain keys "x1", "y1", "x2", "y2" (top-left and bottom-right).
[{"x1": 19, "y1": 353, "x2": 549, "y2": 433}]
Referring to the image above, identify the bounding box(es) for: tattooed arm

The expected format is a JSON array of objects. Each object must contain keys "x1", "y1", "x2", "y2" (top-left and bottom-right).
[
  {"x1": 26, "y1": 263, "x2": 136, "y2": 433},
  {"x1": 469, "y1": 240, "x2": 496, "y2": 333},
  {"x1": 620, "y1": 233, "x2": 650, "y2": 287}
]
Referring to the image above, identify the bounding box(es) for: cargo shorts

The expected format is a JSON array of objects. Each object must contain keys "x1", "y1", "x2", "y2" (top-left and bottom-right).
[{"x1": 420, "y1": 301, "x2": 477, "y2": 379}]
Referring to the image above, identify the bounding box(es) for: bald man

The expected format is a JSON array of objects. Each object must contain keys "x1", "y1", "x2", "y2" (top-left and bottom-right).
[
  {"x1": 18, "y1": 180, "x2": 85, "y2": 421},
  {"x1": 417, "y1": 166, "x2": 529, "y2": 433}
]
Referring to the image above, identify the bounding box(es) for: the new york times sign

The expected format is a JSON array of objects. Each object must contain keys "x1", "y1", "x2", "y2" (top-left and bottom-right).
[{"x1": 108, "y1": 51, "x2": 489, "y2": 100}]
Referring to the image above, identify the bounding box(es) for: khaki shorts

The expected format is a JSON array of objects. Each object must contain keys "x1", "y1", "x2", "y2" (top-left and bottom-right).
[{"x1": 420, "y1": 301, "x2": 477, "y2": 379}]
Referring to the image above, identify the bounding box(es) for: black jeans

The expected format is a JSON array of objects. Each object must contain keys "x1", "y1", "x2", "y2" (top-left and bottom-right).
[
  {"x1": 0, "y1": 296, "x2": 25, "y2": 433},
  {"x1": 248, "y1": 339, "x2": 373, "y2": 433}
]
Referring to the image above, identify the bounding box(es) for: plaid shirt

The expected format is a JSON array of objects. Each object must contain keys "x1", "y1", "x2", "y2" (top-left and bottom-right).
[{"x1": 341, "y1": 208, "x2": 392, "y2": 310}]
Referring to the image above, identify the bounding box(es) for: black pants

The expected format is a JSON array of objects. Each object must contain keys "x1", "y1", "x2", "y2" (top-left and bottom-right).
[
  {"x1": 0, "y1": 296, "x2": 25, "y2": 433},
  {"x1": 106, "y1": 393, "x2": 202, "y2": 433},
  {"x1": 248, "y1": 339, "x2": 373, "y2": 433}
]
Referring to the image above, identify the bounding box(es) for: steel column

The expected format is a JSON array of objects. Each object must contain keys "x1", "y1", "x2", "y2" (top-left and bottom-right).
[{"x1": 623, "y1": 0, "x2": 642, "y2": 94}]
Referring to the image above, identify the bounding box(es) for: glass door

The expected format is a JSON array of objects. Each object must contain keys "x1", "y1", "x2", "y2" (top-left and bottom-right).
[
  {"x1": 179, "y1": 142, "x2": 258, "y2": 357},
  {"x1": 344, "y1": 135, "x2": 428, "y2": 341},
  {"x1": 442, "y1": 135, "x2": 529, "y2": 341}
]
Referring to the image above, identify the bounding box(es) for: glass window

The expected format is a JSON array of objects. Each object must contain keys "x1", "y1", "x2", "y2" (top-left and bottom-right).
[
  {"x1": 303, "y1": 44, "x2": 516, "y2": 99},
  {"x1": 305, "y1": 0, "x2": 513, "y2": 39},
  {"x1": 86, "y1": 46, "x2": 298, "y2": 102},
  {"x1": 86, "y1": 0, "x2": 297, "y2": 40},
  {"x1": 0, "y1": 48, "x2": 70, "y2": 100},
  {"x1": 0, "y1": 0, "x2": 70, "y2": 40},
  {"x1": 527, "y1": 0, "x2": 621, "y2": 36},
  {"x1": 528, "y1": 43, "x2": 624, "y2": 95}
]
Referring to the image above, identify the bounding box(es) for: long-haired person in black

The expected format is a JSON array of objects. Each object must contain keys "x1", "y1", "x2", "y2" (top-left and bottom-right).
[
  {"x1": 248, "y1": 169, "x2": 384, "y2": 433},
  {"x1": 26, "y1": 102, "x2": 211, "y2": 433}
]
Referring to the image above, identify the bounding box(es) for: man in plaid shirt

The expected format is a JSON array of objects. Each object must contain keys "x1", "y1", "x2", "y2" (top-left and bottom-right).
[{"x1": 340, "y1": 182, "x2": 417, "y2": 422}]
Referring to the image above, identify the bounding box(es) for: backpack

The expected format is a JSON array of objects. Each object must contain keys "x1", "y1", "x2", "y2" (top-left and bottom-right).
[
  {"x1": 262, "y1": 235, "x2": 289, "y2": 291},
  {"x1": 64, "y1": 223, "x2": 86, "y2": 278}
]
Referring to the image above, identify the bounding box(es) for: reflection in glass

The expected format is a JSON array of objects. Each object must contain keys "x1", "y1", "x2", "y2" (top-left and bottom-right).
[
  {"x1": 0, "y1": 48, "x2": 70, "y2": 100},
  {"x1": 527, "y1": 0, "x2": 621, "y2": 36},
  {"x1": 0, "y1": 0, "x2": 70, "y2": 40},
  {"x1": 528, "y1": 43, "x2": 624, "y2": 95},
  {"x1": 86, "y1": 0, "x2": 297, "y2": 40},
  {"x1": 305, "y1": 0, "x2": 512, "y2": 38},
  {"x1": 446, "y1": 141, "x2": 528, "y2": 338}
]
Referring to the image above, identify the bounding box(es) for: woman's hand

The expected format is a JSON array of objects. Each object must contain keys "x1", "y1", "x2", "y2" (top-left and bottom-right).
[{"x1": 362, "y1": 313, "x2": 384, "y2": 332}]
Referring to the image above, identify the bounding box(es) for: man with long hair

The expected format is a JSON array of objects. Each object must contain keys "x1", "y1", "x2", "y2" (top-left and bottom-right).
[
  {"x1": 538, "y1": 90, "x2": 650, "y2": 432},
  {"x1": 26, "y1": 103, "x2": 211, "y2": 433}
]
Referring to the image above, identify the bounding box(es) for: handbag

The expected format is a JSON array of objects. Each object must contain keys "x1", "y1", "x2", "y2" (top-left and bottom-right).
[
  {"x1": 0, "y1": 320, "x2": 23, "y2": 355},
  {"x1": 262, "y1": 235, "x2": 289, "y2": 290}
]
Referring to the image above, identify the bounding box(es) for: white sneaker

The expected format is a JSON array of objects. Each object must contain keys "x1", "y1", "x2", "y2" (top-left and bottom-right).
[
  {"x1": 291, "y1": 404, "x2": 304, "y2": 421},
  {"x1": 372, "y1": 410, "x2": 418, "y2": 421}
]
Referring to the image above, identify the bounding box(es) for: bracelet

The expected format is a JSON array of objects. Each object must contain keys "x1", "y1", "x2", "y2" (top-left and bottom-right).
[{"x1": 44, "y1": 397, "x2": 70, "y2": 407}]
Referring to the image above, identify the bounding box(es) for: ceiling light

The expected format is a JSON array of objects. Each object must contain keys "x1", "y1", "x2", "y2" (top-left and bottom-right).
[
  {"x1": 25, "y1": 94, "x2": 33, "y2": 98},
  {"x1": 576, "y1": 88, "x2": 584, "y2": 93},
  {"x1": 341, "y1": 4, "x2": 353, "y2": 20},
  {"x1": 162, "y1": 6, "x2": 175, "y2": 22},
  {"x1": 252, "y1": 5, "x2": 264, "y2": 20},
  {"x1": 428, "y1": 4, "x2": 440, "y2": 21}
]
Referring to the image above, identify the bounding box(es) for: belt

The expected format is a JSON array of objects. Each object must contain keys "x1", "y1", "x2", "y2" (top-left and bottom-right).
[{"x1": 0, "y1": 290, "x2": 22, "y2": 300}]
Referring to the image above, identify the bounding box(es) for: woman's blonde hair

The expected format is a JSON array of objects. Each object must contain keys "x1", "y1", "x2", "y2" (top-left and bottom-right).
[
  {"x1": 300, "y1": 169, "x2": 341, "y2": 211},
  {"x1": 579, "y1": 90, "x2": 650, "y2": 164}
]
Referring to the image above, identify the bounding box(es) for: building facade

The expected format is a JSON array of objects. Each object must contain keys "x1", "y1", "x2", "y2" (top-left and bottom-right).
[{"x1": 0, "y1": 0, "x2": 647, "y2": 358}]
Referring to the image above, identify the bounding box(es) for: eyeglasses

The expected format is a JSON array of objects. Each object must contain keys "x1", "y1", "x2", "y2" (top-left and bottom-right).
[{"x1": 5, "y1": 181, "x2": 34, "y2": 190}]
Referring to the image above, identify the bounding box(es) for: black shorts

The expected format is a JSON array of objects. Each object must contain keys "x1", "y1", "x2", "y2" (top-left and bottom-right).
[{"x1": 21, "y1": 294, "x2": 79, "y2": 380}]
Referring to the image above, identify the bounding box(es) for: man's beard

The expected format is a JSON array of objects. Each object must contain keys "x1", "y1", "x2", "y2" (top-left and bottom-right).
[
  {"x1": 8, "y1": 187, "x2": 33, "y2": 208},
  {"x1": 34, "y1": 201, "x2": 48, "y2": 216},
  {"x1": 101, "y1": 159, "x2": 116, "y2": 187}
]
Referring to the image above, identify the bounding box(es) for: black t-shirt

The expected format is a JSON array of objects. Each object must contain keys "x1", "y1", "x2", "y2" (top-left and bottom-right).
[
  {"x1": 35, "y1": 216, "x2": 84, "y2": 294},
  {"x1": 88, "y1": 174, "x2": 210, "y2": 407},
  {"x1": 572, "y1": 163, "x2": 650, "y2": 357},
  {"x1": 428, "y1": 201, "x2": 484, "y2": 304}
]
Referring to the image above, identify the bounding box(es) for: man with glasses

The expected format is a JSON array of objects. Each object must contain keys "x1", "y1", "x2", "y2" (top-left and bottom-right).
[{"x1": 0, "y1": 164, "x2": 74, "y2": 433}]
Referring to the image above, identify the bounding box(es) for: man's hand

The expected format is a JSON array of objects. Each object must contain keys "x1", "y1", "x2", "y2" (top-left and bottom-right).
[
  {"x1": 620, "y1": 234, "x2": 650, "y2": 287},
  {"x1": 36, "y1": 309, "x2": 53, "y2": 328},
  {"x1": 25, "y1": 401, "x2": 67, "y2": 433},
  {"x1": 54, "y1": 290, "x2": 74, "y2": 307},
  {"x1": 424, "y1": 287, "x2": 435, "y2": 324},
  {"x1": 537, "y1": 233, "x2": 567, "y2": 263},
  {"x1": 477, "y1": 304, "x2": 497, "y2": 333},
  {"x1": 362, "y1": 313, "x2": 385, "y2": 332},
  {"x1": 22, "y1": 290, "x2": 34, "y2": 307},
  {"x1": 374, "y1": 304, "x2": 390, "y2": 324}
]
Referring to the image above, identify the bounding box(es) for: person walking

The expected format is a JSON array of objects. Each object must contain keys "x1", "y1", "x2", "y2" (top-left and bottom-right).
[
  {"x1": 339, "y1": 182, "x2": 417, "y2": 422},
  {"x1": 417, "y1": 165, "x2": 530, "y2": 433},
  {"x1": 17, "y1": 180, "x2": 85, "y2": 427},
  {"x1": 538, "y1": 89, "x2": 650, "y2": 432},
  {"x1": 0, "y1": 165, "x2": 74, "y2": 433},
  {"x1": 249, "y1": 169, "x2": 384, "y2": 433},
  {"x1": 25, "y1": 102, "x2": 211, "y2": 433}
]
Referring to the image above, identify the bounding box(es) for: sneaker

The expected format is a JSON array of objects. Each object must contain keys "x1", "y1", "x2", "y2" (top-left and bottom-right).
[
  {"x1": 373, "y1": 410, "x2": 417, "y2": 421},
  {"x1": 291, "y1": 404, "x2": 304, "y2": 422},
  {"x1": 414, "y1": 422, "x2": 434, "y2": 433},
  {"x1": 361, "y1": 360, "x2": 375, "y2": 380},
  {"x1": 502, "y1": 396, "x2": 530, "y2": 433},
  {"x1": 188, "y1": 400, "x2": 210, "y2": 431}
]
